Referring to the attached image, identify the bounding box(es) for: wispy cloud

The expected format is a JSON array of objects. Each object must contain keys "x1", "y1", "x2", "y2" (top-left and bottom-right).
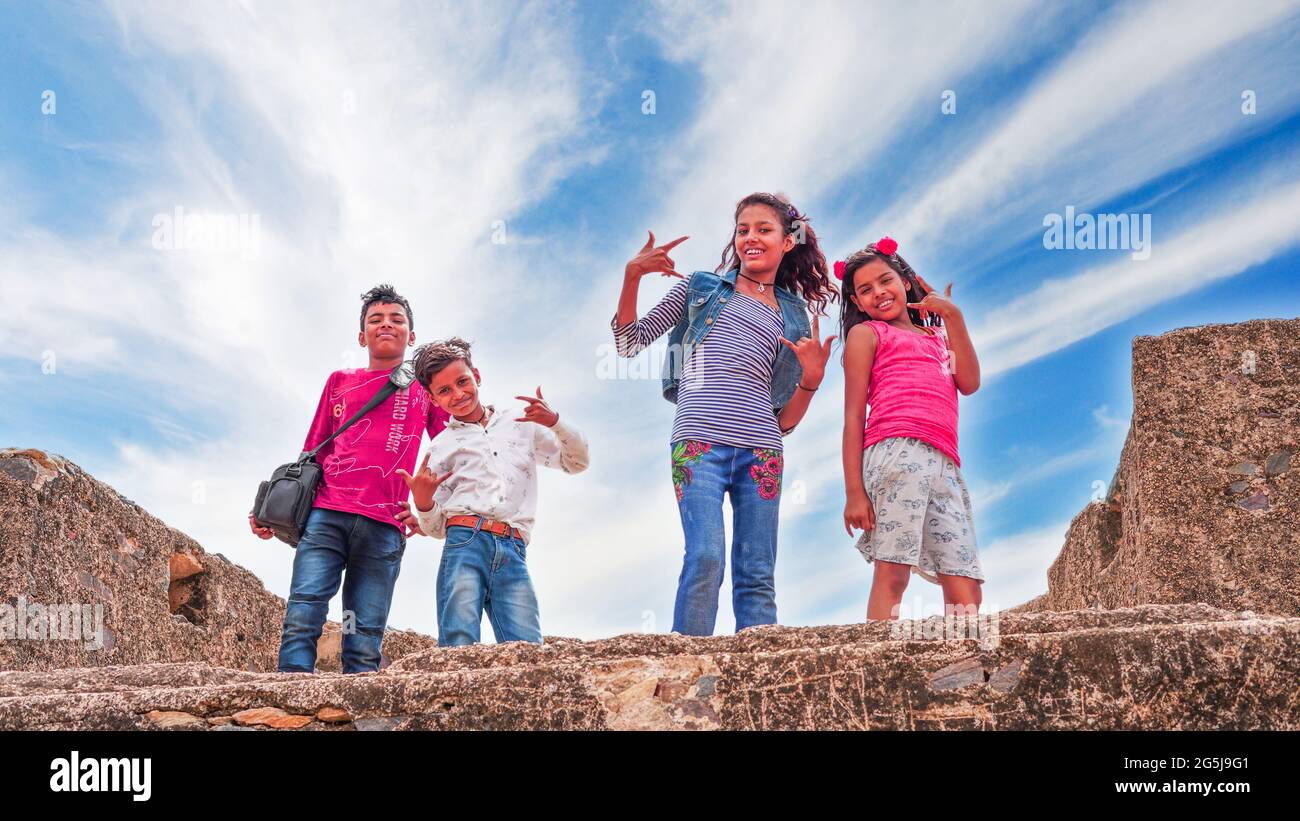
[
  {"x1": 1092, "y1": 404, "x2": 1128, "y2": 430},
  {"x1": 977, "y1": 519, "x2": 1074, "y2": 611}
]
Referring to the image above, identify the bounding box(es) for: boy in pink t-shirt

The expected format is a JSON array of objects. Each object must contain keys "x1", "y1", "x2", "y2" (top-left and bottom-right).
[
  {"x1": 301, "y1": 366, "x2": 447, "y2": 531},
  {"x1": 248, "y1": 284, "x2": 449, "y2": 673}
]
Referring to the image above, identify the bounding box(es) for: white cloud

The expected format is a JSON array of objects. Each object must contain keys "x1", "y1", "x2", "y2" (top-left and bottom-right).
[
  {"x1": 977, "y1": 519, "x2": 1074, "y2": 612},
  {"x1": 970, "y1": 480, "x2": 1013, "y2": 510},
  {"x1": 1092, "y1": 404, "x2": 1127, "y2": 430}
]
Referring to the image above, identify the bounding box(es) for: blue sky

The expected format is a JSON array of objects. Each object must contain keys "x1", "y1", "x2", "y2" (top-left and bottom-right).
[{"x1": 3, "y1": 0, "x2": 1299, "y2": 639}]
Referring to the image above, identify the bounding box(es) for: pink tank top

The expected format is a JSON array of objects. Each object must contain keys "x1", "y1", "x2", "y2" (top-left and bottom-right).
[{"x1": 860, "y1": 320, "x2": 960, "y2": 466}]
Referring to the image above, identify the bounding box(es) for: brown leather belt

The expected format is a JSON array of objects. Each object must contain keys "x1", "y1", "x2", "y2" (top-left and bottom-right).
[{"x1": 446, "y1": 514, "x2": 524, "y2": 541}]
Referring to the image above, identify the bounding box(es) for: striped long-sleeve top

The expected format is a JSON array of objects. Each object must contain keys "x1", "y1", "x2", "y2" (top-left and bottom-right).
[{"x1": 611, "y1": 282, "x2": 786, "y2": 450}]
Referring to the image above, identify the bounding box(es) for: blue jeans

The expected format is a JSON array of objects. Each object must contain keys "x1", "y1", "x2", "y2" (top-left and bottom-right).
[
  {"x1": 670, "y1": 440, "x2": 782, "y2": 635},
  {"x1": 436, "y1": 523, "x2": 542, "y2": 647},
  {"x1": 277, "y1": 507, "x2": 405, "y2": 673}
]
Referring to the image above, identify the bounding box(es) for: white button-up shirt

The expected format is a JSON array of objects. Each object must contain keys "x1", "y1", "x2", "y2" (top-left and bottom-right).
[{"x1": 414, "y1": 401, "x2": 589, "y2": 545}]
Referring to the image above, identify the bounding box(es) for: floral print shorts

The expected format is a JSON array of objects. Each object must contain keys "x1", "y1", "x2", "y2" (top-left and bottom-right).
[{"x1": 854, "y1": 437, "x2": 983, "y2": 585}]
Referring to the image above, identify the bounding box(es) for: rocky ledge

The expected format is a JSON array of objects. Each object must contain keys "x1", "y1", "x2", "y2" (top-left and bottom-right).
[{"x1": 1, "y1": 604, "x2": 1295, "y2": 730}]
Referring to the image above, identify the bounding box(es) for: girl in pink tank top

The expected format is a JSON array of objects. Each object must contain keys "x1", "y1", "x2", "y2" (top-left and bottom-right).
[{"x1": 836, "y1": 237, "x2": 986, "y2": 621}]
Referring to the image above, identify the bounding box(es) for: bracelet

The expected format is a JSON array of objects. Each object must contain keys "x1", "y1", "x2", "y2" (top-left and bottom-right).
[{"x1": 797, "y1": 382, "x2": 819, "y2": 392}]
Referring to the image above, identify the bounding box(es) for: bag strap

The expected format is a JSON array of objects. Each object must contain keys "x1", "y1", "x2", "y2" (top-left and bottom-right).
[{"x1": 301, "y1": 365, "x2": 405, "y2": 461}]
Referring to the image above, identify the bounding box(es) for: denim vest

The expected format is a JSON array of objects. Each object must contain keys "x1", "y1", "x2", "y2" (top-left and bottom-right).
[{"x1": 661, "y1": 269, "x2": 812, "y2": 412}]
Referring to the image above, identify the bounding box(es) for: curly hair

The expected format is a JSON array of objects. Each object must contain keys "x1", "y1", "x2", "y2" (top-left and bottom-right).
[
  {"x1": 837, "y1": 241, "x2": 940, "y2": 361},
  {"x1": 359, "y1": 283, "x2": 414, "y2": 332},
  {"x1": 715, "y1": 192, "x2": 837, "y2": 316},
  {"x1": 412, "y1": 337, "x2": 473, "y2": 389}
]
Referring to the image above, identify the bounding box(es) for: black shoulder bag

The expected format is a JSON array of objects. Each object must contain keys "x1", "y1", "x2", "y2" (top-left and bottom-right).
[{"x1": 252, "y1": 361, "x2": 417, "y2": 546}]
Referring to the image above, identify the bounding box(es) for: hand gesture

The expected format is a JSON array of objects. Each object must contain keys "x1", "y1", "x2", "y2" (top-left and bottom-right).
[
  {"x1": 844, "y1": 492, "x2": 876, "y2": 536},
  {"x1": 778, "y1": 313, "x2": 835, "y2": 388},
  {"x1": 248, "y1": 511, "x2": 274, "y2": 540},
  {"x1": 396, "y1": 452, "x2": 452, "y2": 510},
  {"x1": 625, "y1": 231, "x2": 688, "y2": 281},
  {"x1": 514, "y1": 386, "x2": 559, "y2": 427},
  {"x1": 395, "y1": 500, "x2": 426, "y2": 537},
  {"x1": 906, "y1": 273, "x2": 960, "y2": 322}
]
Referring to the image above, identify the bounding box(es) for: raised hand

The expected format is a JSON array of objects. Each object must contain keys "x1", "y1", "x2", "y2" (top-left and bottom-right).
[
  {"x1": 625, "y1": 231, "x2": 689, "y2": 281},
  {"x1": 778, "y1": 313, "x2": 835, "y2": 388},
  {"x1": 514, "y1": 386, "x2": 559, "y2": 427},
  {"x1": 907, "y1": 273, "x2": 960, "y2": 322},
  {"x1": 396, "y1": 452, "x2": 452, "y2": 511}
]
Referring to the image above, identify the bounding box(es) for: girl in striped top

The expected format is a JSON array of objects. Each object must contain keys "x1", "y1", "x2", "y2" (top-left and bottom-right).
[
  {"x1": 612, "y1": 192, "x2": 836, "y2": 636},
  {"x1": 838, "y1": 237, "x2": 985, "y2": 621}
]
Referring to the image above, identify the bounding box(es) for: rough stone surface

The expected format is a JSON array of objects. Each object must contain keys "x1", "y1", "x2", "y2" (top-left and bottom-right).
[
  {"x1": 0, "y1": 605, "x2": 1295, "y2": 730},
  {"x1": 1014, "y1": 319, "x2": 1299, "y2": 617},
  {"x1": 0, "y1": 448, "x2": 438, "y2": 673}
]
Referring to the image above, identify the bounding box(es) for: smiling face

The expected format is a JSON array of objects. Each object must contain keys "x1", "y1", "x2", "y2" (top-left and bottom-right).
[
  {"x1": 358, "y1": 301, "x2": 413, "y2": 360},
  {"x1": 849, "y1": 258, "x2": 912, "y2": 323},
  {"x1": 425, "y1": 359, "x2": 483, "y2": 420},
  {"x1": 734, "y1": 204, "x2": 795, "y2": 277}
]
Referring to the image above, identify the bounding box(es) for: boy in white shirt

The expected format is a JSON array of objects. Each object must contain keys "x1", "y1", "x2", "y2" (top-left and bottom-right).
[{"x1": 397, "y1": 338, "x2": 588, "y2": 646}]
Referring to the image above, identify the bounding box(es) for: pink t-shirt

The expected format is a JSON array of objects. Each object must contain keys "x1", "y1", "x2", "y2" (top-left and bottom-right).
[
  {"x1": 303, "y1": 368, "x2": 449, "y2": 531},
  {"x1": 861, "y1": 320, "x2": 961, "y2": 466}
]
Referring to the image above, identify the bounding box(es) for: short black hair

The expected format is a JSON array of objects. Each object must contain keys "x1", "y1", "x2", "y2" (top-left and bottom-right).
[
  {"x1": 412, "y1": 337, "x2": 473, "y2": 390},
  {"x1": 359, "y1": 284, "x2": 414, "y2": 331}
]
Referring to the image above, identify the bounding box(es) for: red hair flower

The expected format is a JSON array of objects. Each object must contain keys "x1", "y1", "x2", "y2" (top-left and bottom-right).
[
  {"x1": 833, "y1": 260, "x2": 846, "y2": 280},
  {"x1": 875, "y1": 236, "x2": 898, "y2": 256}
]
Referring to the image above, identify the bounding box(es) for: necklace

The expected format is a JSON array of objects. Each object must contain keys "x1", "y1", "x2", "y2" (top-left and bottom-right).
[{"x1": 736, "y1": 269, "x2": 776, "y2": 293}]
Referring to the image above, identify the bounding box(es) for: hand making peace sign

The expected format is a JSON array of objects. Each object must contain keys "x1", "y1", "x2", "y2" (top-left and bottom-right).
[
  {"x1": 624, "y1": 231, "x2": 689, "y2": 281},
  {"x1": 778, "y1": 313, "x2": 836, "y2": 388}
]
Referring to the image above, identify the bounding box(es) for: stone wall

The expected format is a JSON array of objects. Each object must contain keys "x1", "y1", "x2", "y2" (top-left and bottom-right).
[
  {"x1": 1015, "y1": 318, "x2": 1298, "y2": 617},
  {"x1": 0, "y1": 448, "x2": 436, "y2": 672}
]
